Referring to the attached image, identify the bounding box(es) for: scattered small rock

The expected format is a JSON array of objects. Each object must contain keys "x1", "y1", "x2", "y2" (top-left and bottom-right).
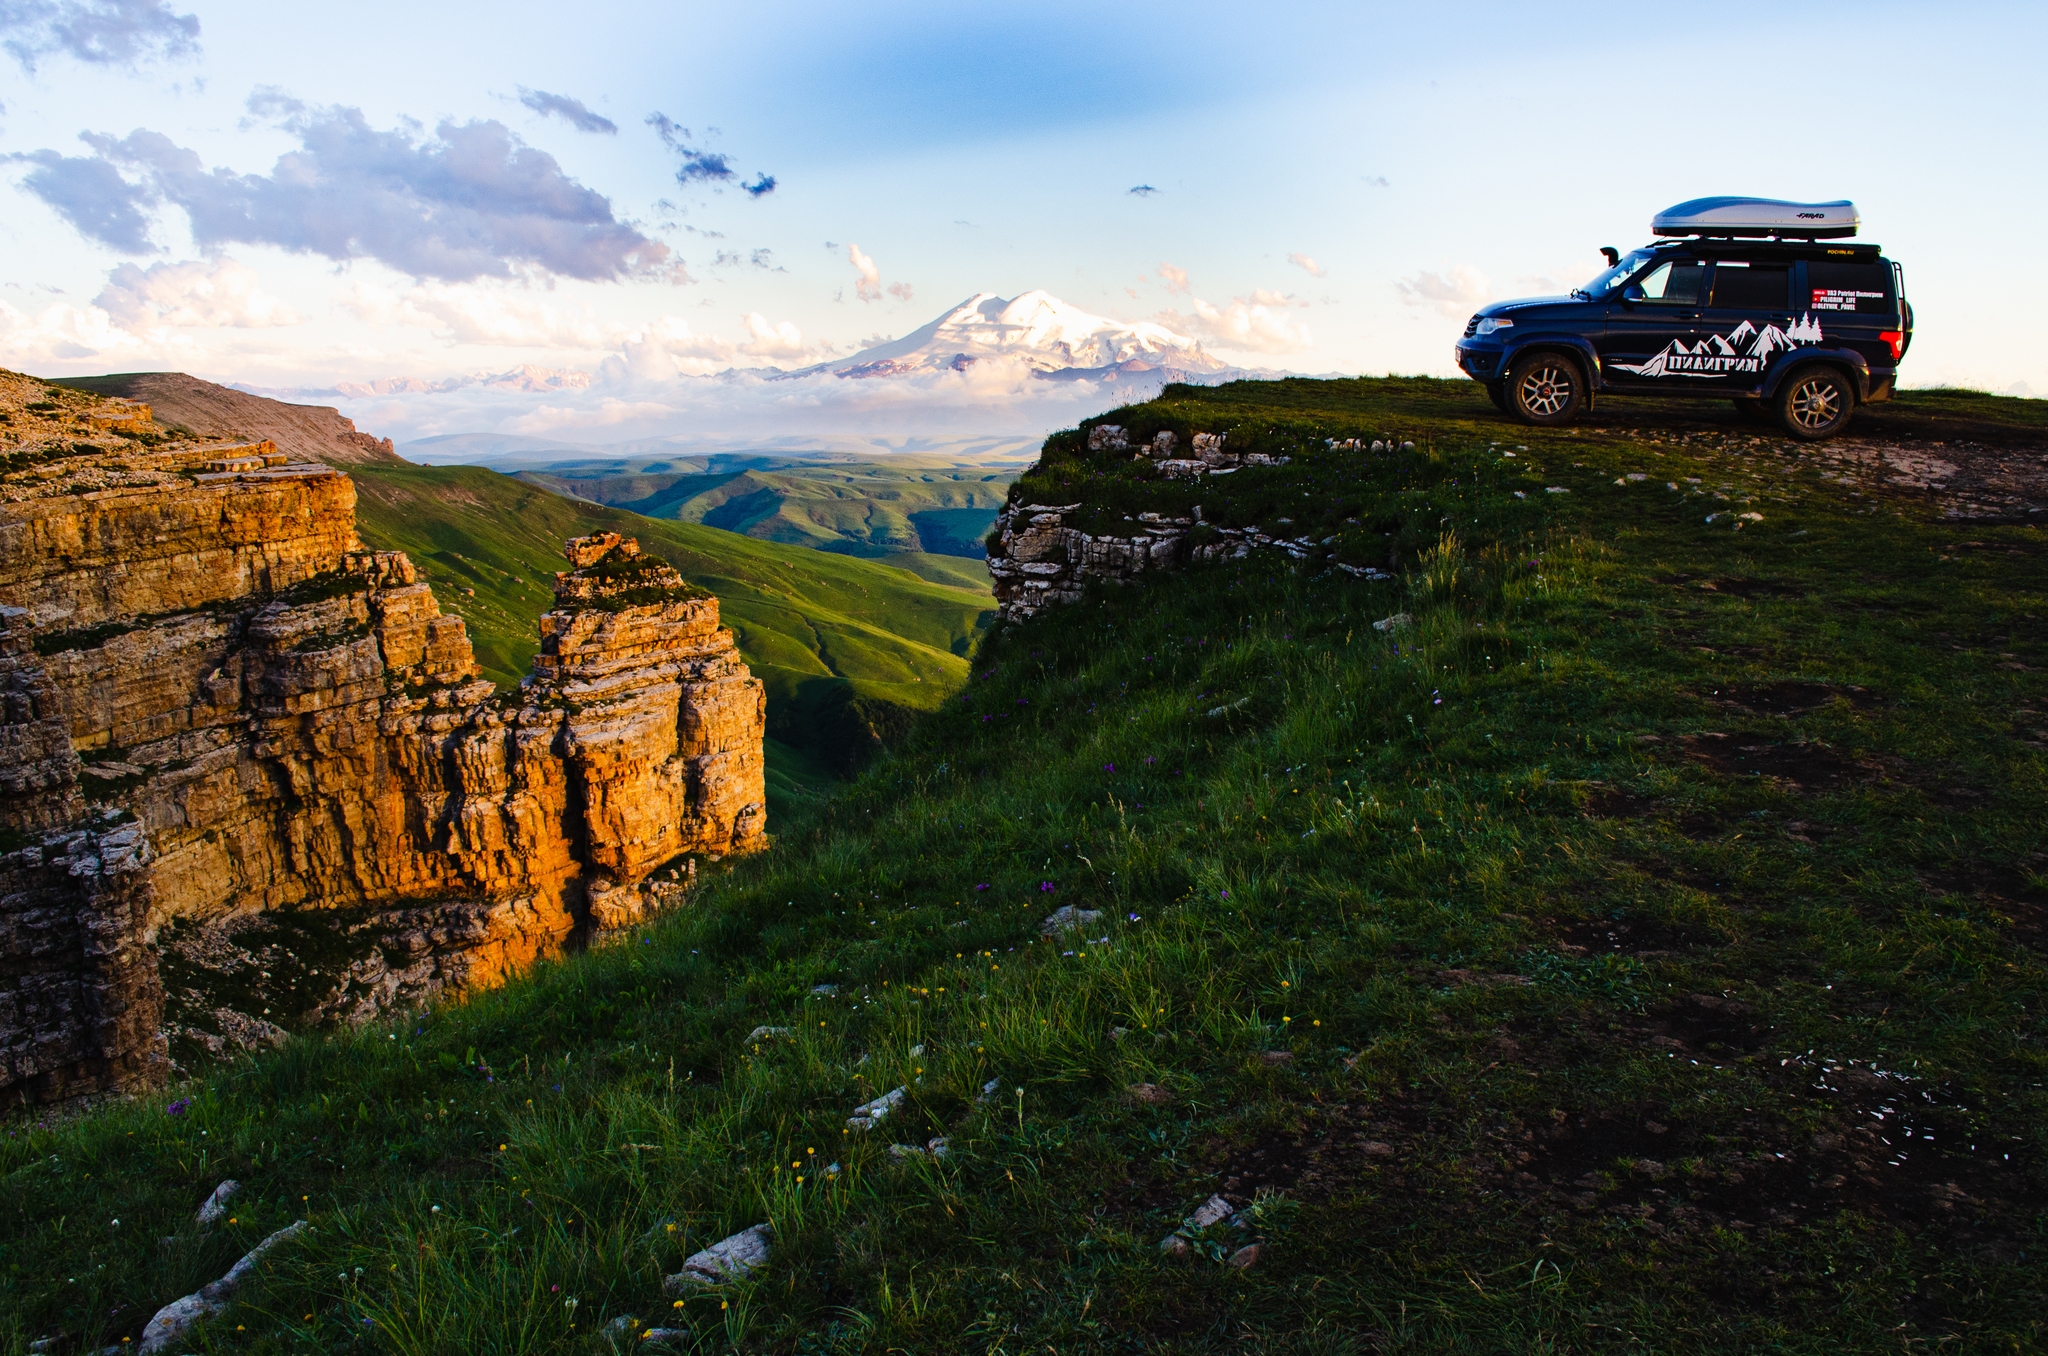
[
  {"x1": 1259, "y1": 1050, "x2": 1295, "y2": 1066},
  {"x1": 888, "y1": 1135, "x2": 953, "y2": 1162},
  {"x1": 810, "y1": 984, "x2": 839, "y2": 996},
  {"x1": 1039, "y1": 905, "x2": 1104, "y2": 936},
  {"x1": 663, "y1": 1223, "x2": 772, "y2": 1291},
  {"x1": 1362, "y1": 1141, "x2": 1395, "y2": 1159},
  {"x1": 1371, "y1": 613, "x2": 1413, "y2": 632},
  {"x1": 1160, "y1": 1234, "x2": 1192, "y2": 1258},
  {"x1": 1187, "y1": 1195, "x2": 1234, "y2": 1230},
  {"x1": 194, "y1": 1179, "x2": 240, "y2": 1226},
  {"x1": 1126, "y1": 1082, "x2": 1174, "y2": 1104},
  {"x1": 975, "y1": 1077, "x2": 1003, "y2": 1104},
  {"x1": 745, "y1": 1026, "x2": 791, "y2": 1042},
  {"x1": 1227, "y1": 1242, "x2": 1263, "y2": 1269},
  {"x1": 847, "y1": 1086, "x2": 907, "y2": 1131}
]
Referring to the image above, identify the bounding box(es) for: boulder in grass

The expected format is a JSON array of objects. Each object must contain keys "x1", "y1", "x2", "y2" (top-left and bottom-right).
[
  {"x1": 662, "y1": 1223, "x2": 772, "y2": 1292},
  {"x1": 1039, "y1": 905, "x2": 1104, "y2": 936},
  {"x1": 1185, "y1": 1195, "x2": 1234, "y2": 1230},
  {"x1": 745, "y1": 1026, "x2": 792, "y2": 1042},
  {"x1": 139, "y1": 1221, "x2": 308, "y2": 1353},
  {"x1": 847, "y1": 1085, "x2": 906, "y2": 1131},
  {"x1": 194, "y1": 1179, "x2": 239, "y2": 1226}
]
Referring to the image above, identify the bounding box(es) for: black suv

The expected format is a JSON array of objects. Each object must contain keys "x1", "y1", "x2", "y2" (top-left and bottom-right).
[{"x1": 1453, "y1": 198, "x2": 1913, "y2": 440}]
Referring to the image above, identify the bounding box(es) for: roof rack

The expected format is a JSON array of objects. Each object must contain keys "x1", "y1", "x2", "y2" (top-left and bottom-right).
[{"x1": 1652, "y1": 197, "x2": 1859, "y2": 240}]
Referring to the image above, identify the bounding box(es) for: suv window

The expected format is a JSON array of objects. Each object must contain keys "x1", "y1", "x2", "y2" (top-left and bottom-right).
[
  {"x1": 1626, "y1": 260, "x2": 1703, "y2": 304},
  {"x1": 1807, "y1": 260, "x2": 1894, "y2": 314},
  {"x1": 1710, "y1": 262, "x2": 1791, "y2": 310}
]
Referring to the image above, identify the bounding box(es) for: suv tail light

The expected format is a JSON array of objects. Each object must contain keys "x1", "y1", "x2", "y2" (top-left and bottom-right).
[{"x1": 1878, "y1": 331, "x2": 1905, "y2": 361}]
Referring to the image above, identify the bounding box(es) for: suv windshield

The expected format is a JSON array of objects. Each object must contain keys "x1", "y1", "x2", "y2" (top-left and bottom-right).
[{"x1": 1577, "y1": 249, "x2": 1657, "y2": 300}]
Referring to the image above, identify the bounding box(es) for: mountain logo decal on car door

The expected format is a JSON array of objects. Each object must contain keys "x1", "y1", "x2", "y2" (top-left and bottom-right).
[{"x1": 1615, "y1": 314, "x2": 1825, "y2": 377}]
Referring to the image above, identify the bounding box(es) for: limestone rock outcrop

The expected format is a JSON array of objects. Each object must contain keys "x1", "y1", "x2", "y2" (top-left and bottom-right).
[
  {"x1": 986, "y1": 428, "x2": 1390, "y2": 621},
  {"x1": 0, "y1": 383, "x2": 764, "y2": 1106}
]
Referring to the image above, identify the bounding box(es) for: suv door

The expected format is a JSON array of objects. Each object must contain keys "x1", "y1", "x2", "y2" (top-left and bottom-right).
[
  {"x1": 1698, "y1": 259, "x2": 1800, "y2": 393},
  {"x1": 1803, "y1": 256, "x2": 1900, "y2": 385},
  {"x1": 1599, "y1": 257, "x2": 1709, "y2": 386}
]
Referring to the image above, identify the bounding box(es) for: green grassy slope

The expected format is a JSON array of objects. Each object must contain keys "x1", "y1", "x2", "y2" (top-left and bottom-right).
[
  {"x1": 7, "y1": 382, "x2": 2045, "y2": 1354},
  {"x1": 346, "y1": 463, "x2": 994, "y2": 773},
  {"x1": 516, "y1": 457, "x2": 1020, "y2": 558}
]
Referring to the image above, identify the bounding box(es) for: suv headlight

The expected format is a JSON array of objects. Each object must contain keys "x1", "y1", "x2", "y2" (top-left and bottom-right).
[{"x1": 1475, "y1": 317, "x2": 1514, "y2": 337}]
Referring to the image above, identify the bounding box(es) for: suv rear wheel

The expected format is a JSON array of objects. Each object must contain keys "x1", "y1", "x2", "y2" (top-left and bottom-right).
[
  {"x1": 1775, "y1": 367, "x2": 1856, "y2": 440},
  {"x1": 1506, "y1": 353, "x2": 1584, "y2": 426}
]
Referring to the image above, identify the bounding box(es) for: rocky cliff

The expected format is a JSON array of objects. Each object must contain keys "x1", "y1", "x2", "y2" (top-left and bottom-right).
[
  {"x1": 985, "y1": 423, "x2": 1392, "y2": 620},
  {"x1": 48, "y1": 371, "x2": 402, "y2": 466},
  {"x1": 0, "y1": 374, "x2": 764, "y2": 1106}
]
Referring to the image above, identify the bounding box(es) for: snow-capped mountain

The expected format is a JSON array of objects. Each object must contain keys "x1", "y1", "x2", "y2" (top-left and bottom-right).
[{"x1": 788, "y1": 291, "x2": 1236, "y2": 380}]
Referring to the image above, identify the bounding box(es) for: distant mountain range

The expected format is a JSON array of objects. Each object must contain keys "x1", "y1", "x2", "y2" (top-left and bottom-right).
[
  {"x1": 787, "y1": 290, "x2": 1256, "y2": 382},
  {"x1": 241, "y1": 291, "x2": 1274, "y2": 403}
]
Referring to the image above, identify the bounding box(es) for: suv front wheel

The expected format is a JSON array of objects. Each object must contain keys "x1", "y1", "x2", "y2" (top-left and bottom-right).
[
  {"x1": 1775, "y1": 367, "x2": 1856, "y2": 441},
  {"x1": 1506, "y1": 353, "x2": 1584, "y2": 426}
]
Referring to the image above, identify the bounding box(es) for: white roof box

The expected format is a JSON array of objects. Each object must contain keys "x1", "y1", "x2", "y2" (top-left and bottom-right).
[{"x1": 1652, "y1": 197, "x2": 1859, "y2": 240}]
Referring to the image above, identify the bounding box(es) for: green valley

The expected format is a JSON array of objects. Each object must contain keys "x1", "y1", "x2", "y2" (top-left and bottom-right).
[{"x1": 347, "y1": 462, "x2": 996, "y2": 788}]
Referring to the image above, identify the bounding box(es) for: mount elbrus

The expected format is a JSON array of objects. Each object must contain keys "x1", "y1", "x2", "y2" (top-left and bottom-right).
[{"x1": 0, "y1": 373, "x2": 765, "y2": 1107}]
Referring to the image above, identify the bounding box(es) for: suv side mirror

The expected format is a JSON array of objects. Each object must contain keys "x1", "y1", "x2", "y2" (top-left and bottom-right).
[{"x1": 1620, "y1": 283, "x2": 1646, "y2": 303}]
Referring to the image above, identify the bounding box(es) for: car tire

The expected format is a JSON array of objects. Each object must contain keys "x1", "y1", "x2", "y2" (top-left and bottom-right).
[
  {"x1": 1485, "y1": 381, "x2": 1511, "y2": 414},
  {"x1": 1505, "y1": 353, "x2": 1584, "y2": 426},
  {"x1": 1774, "y1": 366, "x2": 1856, "y2": 441}
]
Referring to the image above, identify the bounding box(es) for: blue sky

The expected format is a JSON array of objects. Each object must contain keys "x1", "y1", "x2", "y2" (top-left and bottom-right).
[{"x1": 3, "y1": 0, "x2": 2044, "y2": 441}]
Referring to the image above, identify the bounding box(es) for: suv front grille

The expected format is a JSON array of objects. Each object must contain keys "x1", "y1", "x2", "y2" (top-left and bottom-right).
[{"x1": 1462, "y1": 315, "x2": 1480, "y2": 338}]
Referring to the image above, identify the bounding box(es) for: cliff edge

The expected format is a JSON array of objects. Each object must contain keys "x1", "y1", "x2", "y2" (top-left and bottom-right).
[
  {"x1": 0, "y1": 373, "x2": 764, "y2": 1106},
  {"x1": 49, "y1": 372, "x2": 403, "y2": 466}
]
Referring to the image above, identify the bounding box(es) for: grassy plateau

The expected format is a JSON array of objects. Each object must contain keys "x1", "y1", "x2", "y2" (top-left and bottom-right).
[{"x1": 2, "y1": 378, "x2": 2043, "y2": 1354}]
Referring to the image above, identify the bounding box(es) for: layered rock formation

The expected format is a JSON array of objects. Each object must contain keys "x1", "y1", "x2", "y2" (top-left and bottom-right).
[
  {"x1": 0, "y1": 380, "x2": 764, "y2": 1106},
  {"x1": 985, "y1": 425, "x2": 1389, "y2": 621},
  {"x1": 47, "y1": 372, "x2": 402, "y2": 466}
]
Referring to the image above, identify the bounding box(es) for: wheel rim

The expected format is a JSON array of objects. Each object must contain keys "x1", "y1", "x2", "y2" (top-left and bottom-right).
[
  {"x1": 1518, "y1": 365, "x2": 1572, "y2": 417},
  {"x1": 1789, "y1": 376, "x2": 1842, "y2": 432}
]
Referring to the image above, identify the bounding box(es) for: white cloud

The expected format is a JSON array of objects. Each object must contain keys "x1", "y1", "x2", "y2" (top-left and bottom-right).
[
  {"x1": 95, "y1": 256, "x2": 303, "y2": 329},
  {"x1": 738, "y1": 312, "x2": 815, "y2": 362},
  {"x1": 0, "y1": 295, "x2": 207, "y2": 365},
  {"x1": 1156, "y1": 262, "x2": 1190, "y2": 294},
  {"x1": 341, "y1": 281, "x2": 620, "y2": 349},
  {"x1": 1287, "y1": 251, "x2": 1326, "y2": 278},
  {"x1": 1154, "y1": 293, "x2": 1313, "y2": 356},
  {"x1": 1396, "y1": 265, "x2": 1492, "y2": 318},
  {"x1": 848, "y1": 243, "x2": 882, "y2": 302}
]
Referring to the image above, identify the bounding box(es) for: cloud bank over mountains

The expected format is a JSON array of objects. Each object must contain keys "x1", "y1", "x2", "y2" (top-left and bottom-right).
[{"x1": 222, "y1": 290, "x2": 1276, "y2": 446}]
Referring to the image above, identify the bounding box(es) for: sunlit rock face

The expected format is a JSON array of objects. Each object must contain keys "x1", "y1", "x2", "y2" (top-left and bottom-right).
[{"x1": 0, "y1": 439, "x2": 764, "y2": 1106}]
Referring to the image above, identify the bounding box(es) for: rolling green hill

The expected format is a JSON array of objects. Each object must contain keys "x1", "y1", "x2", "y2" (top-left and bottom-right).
[
  {"x1": 346, "y1": 463, "x2": 996, "y2": 784},
  {"x1": 511, "y1": 455, "x2": 1022, "y2": 558},
  {"x1": 9, "y1": 381, "x2": 2045, "y2": 1353}
]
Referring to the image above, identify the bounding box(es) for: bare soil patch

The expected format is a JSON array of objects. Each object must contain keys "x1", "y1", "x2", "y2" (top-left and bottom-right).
[{"x1": 1679, "y1": 732, "x2": 1868, "y2": 791}]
